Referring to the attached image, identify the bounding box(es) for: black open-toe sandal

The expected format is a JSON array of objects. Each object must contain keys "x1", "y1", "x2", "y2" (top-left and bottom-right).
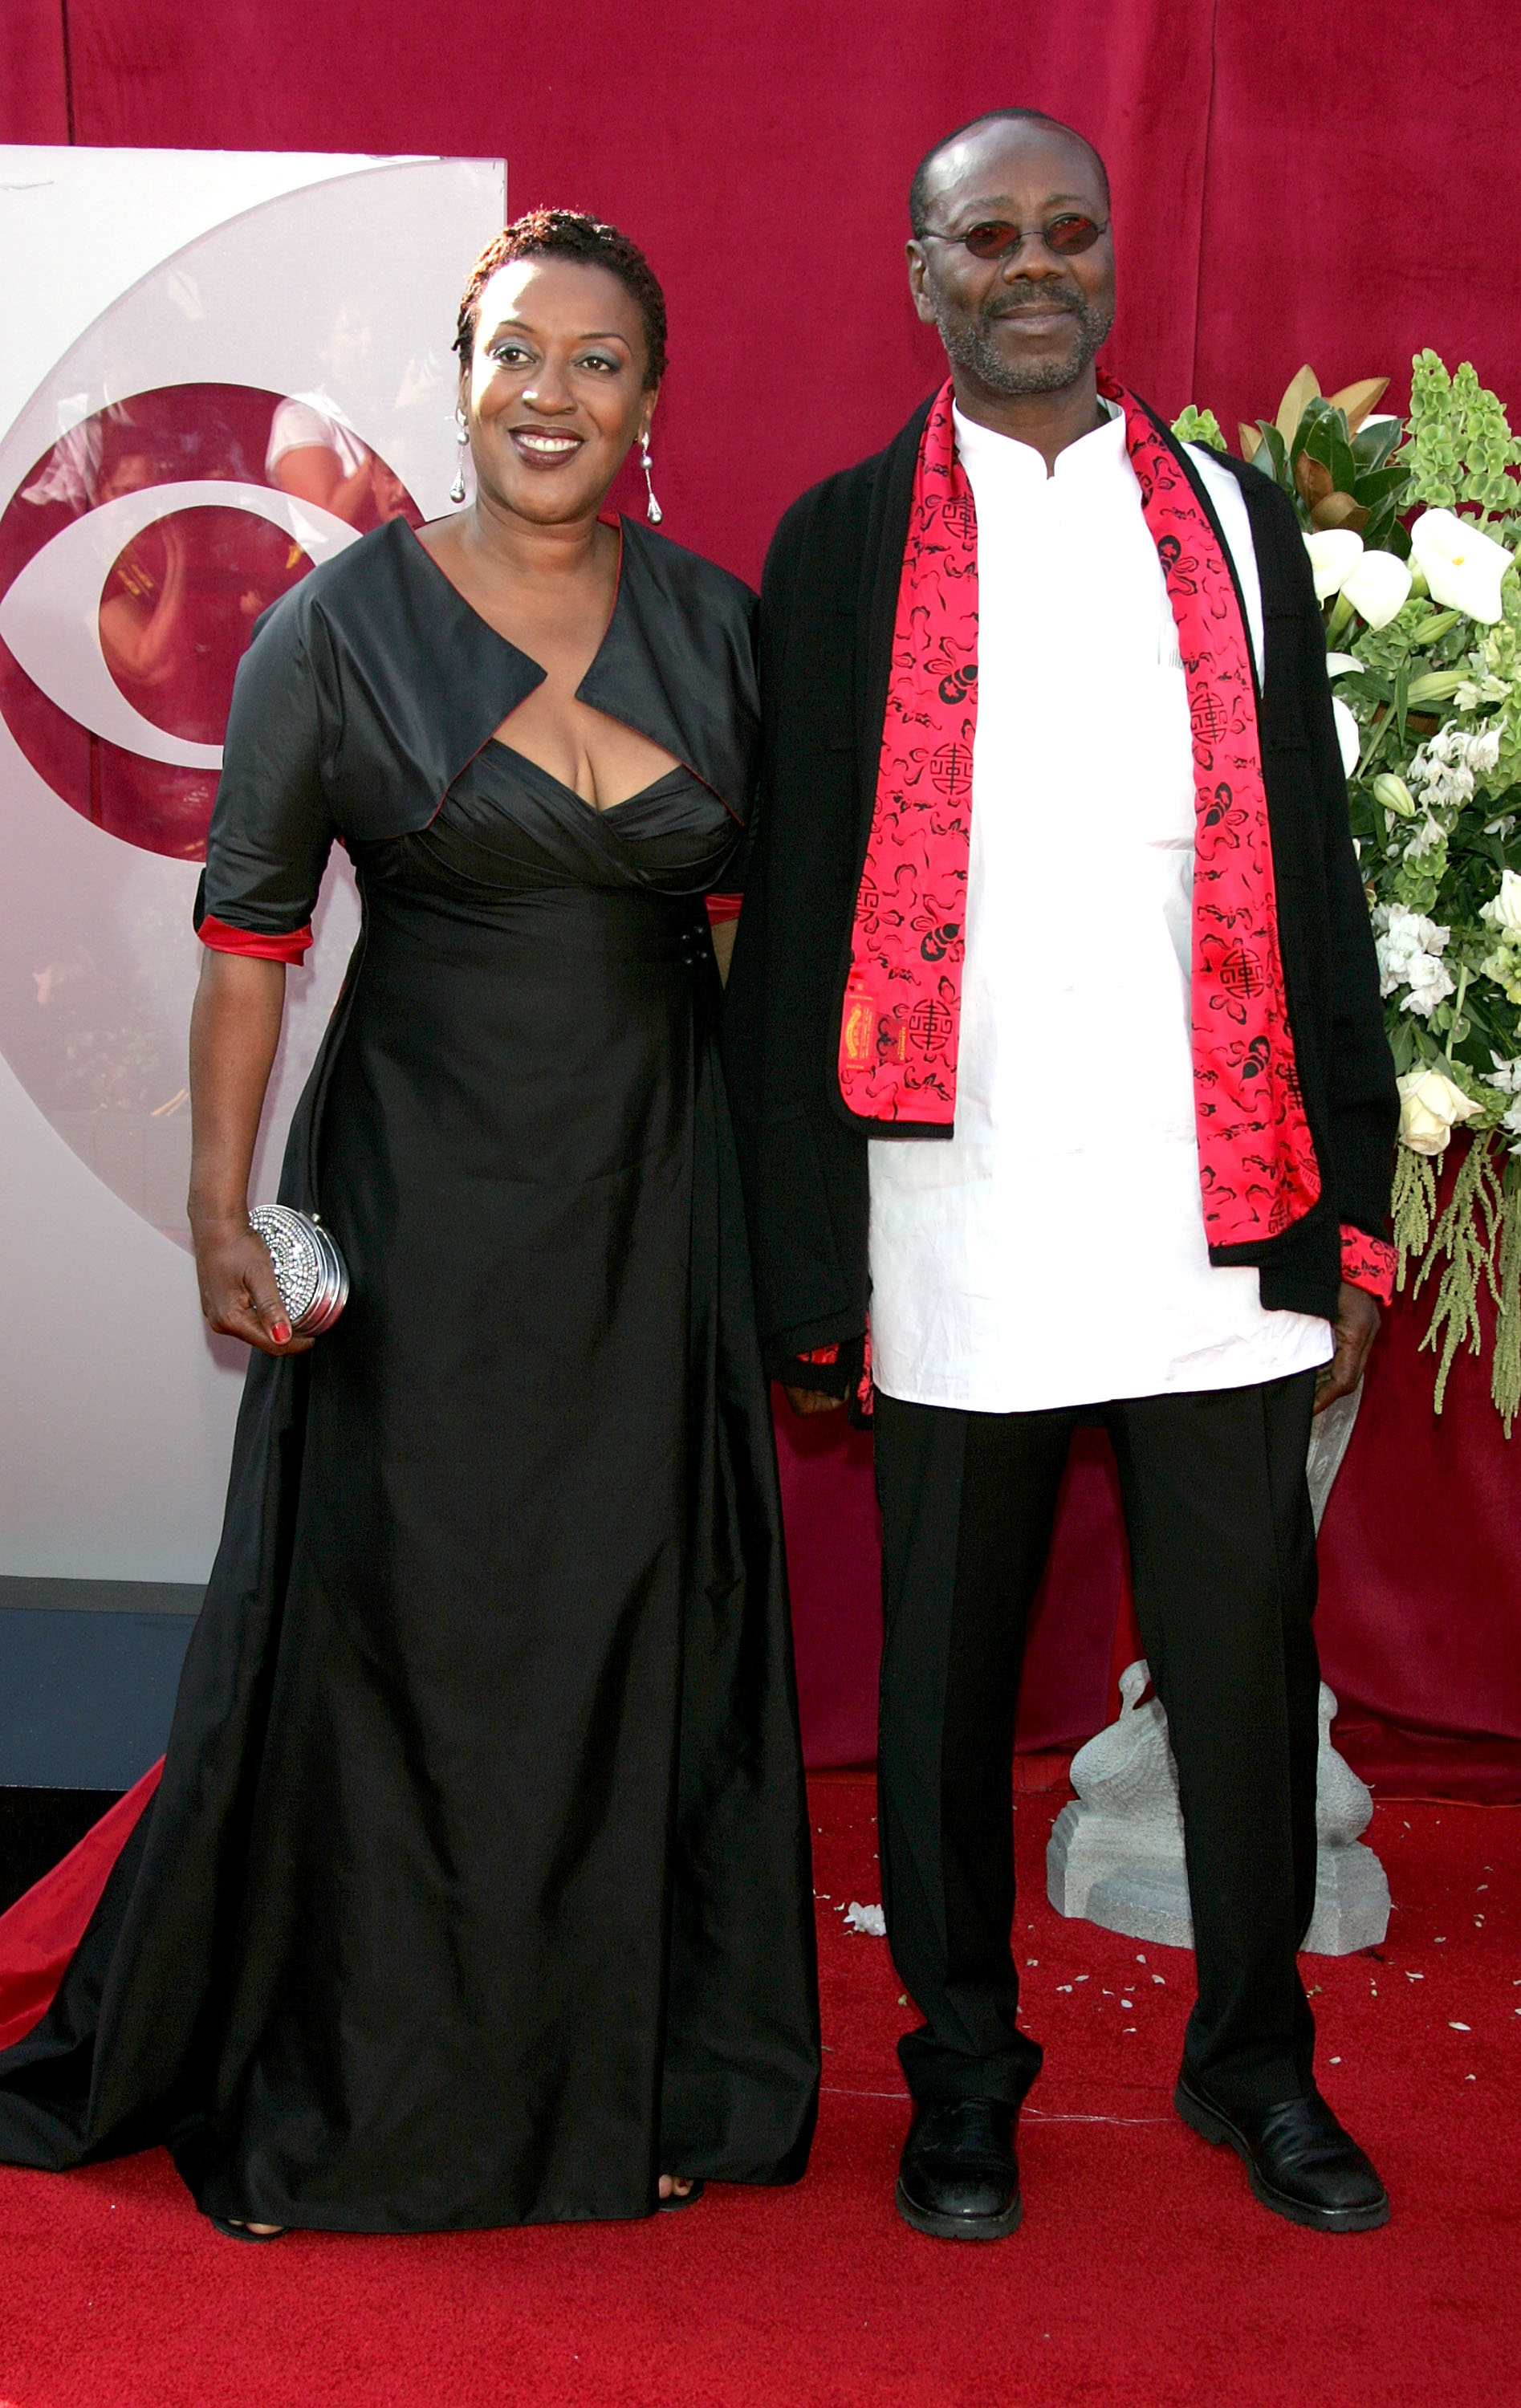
[
  {"x1": 207, "y1": 2212, "x2": 287, "y2": 2243},
  {"x1": 658, "y1": 2179, "x2": 705, "y2": 2211}
]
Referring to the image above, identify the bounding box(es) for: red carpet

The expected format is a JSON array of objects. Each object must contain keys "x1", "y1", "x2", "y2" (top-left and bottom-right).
[{"x1": 0, "y1": 1779, "x2": 1514, "y2": 2408}]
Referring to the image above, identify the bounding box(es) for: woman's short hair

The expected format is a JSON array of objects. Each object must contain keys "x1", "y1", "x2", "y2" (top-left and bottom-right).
[{"x1": 454, "y1": 209, "x2": 668, "y2": 388}]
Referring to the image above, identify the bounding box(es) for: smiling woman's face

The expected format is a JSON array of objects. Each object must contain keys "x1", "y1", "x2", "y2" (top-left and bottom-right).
[{"x1": 463, "y1": 255, "x2": 655, "y2": 525}]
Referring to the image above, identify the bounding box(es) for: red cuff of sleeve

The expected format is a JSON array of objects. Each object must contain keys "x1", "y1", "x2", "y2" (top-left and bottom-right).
[
  {"x1": 1340, "y1": 1224, "x2": 1396, "y2": 1304},
  {"x1": 856, "y1": 1323, "x2": 874, "y2": 1422},
  {"x1": 198, "y1": 914, "x2": 313, "y2": 964}
]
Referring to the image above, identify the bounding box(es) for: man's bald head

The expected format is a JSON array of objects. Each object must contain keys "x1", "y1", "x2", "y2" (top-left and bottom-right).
[{"x1": 909, "y1": 110, "x2": 1109, "y2": 238}]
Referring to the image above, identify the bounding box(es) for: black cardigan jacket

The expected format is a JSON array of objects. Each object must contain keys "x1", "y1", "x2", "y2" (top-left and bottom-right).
[{"x1": 722, "y1": 397, "x2": 1399, "y2": 1379}]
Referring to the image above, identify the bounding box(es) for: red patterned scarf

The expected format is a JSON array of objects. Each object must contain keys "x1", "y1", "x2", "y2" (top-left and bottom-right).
[{"x1": 838, "y1": 376, "x2": 1324, "y2": 1257}]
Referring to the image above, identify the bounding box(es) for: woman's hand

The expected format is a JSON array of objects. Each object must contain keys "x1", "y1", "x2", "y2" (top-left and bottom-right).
[
  {"x1": 193, "y1": 1214, "x2": 312, "y2": 1355},
  {"x1": 188, "y1": 951, "x2": 299, "y2": 1352}
]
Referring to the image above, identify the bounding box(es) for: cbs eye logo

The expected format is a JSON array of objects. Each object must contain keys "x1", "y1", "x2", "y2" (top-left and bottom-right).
[{"x1": 0, "y1": 383, "x2": 418, "y2": 860}]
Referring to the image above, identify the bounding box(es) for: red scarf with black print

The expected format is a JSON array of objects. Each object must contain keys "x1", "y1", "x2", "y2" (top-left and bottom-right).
[{"x1": 839, "y1": 373, "x2": 1368, "y2": 1274}]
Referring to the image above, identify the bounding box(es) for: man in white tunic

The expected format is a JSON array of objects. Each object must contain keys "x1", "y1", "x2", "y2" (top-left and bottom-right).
[{"x1": 726, "y1": 108, "x2": 1398, "y2": 2242}]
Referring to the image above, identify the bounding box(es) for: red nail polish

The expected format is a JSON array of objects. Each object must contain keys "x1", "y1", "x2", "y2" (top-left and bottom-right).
[{"x1": 271, "y1": 1319, "x2": 291, "y2": 1344}]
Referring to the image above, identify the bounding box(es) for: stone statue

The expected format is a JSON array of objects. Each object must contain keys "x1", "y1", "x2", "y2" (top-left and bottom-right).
[{"x1": 1046, "y1": 1385, "x2": 1390, "y2": 1955}]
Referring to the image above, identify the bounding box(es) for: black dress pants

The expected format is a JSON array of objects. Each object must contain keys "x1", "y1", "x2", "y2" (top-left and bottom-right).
[{"x1": 873, "y1": 1371, "x2": 1321, "y2": 2119}]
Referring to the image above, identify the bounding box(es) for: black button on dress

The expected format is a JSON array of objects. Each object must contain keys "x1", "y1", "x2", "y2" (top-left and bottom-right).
[{"x1": 0, "y1": 523, "x2": 819, "y2": 2230}]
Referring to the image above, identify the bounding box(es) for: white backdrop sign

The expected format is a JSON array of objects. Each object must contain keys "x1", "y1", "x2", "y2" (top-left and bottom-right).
[{"x1": 0, "y1": 149, "x2": 506, "y2": 1580}]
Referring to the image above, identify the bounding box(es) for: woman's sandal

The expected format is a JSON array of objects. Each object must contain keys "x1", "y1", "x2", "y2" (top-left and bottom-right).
[
  {"x1": 207, "y1": 2213, "x2": 287, "y2": 2243},
  {"x1": 657, "y1": 2178, "x2": 705, "y2": 2212}
]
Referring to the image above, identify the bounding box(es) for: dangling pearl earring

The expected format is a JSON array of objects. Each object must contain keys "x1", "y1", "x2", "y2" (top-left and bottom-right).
[
  {"x1": 639, "y1": 431, "x2": 663, "y2": 526},
  {"x1": 449, "y1": 408, "x2": 470, "y2": 506}
]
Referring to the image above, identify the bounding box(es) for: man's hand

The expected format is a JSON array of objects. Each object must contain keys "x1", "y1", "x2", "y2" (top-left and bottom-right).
[
  {"x1": 1314, "y1": 1281, "x2": 1381, "y2": 1413},
  {"x1": 784, "y1": 1385, "x2": 847, "y2": 1418}
]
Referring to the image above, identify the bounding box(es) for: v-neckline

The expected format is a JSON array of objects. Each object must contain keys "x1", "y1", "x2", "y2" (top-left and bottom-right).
[
  {"x1": 485, "y1": 738, "x2": 693, "y2": 818},
  {"x1": 401, "y1": 515, "x2": 622, "y2": 698},
  {"x1": 402, "y1": 519, "x2": 691, "y2": 805}
]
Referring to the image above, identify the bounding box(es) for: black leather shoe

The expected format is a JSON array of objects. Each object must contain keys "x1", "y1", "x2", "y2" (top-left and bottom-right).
[
  {"x1": 896, "y1": 2097, "x2": 1023, "y2": 2241},
  {"x1": 1175, "y1": 2074, "x2": 1389, "y2": 2231}
]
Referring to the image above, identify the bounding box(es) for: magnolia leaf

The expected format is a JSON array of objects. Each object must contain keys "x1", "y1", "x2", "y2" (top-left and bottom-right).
[
  {"x1": 1352, "y1": 417, "x2": 1405, "y2": 472},
  {"x1": 1354, "y1": 461, "x2": 1414, "y2": 507},
  {"x1": 1312, "y1": 491, "x2": 1370, "y2": 531},
  {"x1": 1290, "y1": 393, "x2": 1331, "y2": 466},
  {"x1": 1239, "y1": 421, "x2": 1263, "y2": 461},
  {"x1": 1327, "y1": 376, "x2": 1390, "y2": 434},
  {"x1": 1249, "y1": 421, "x2": 1292, "y2": 491},
  {"x1": 1302, "y1": 408, "x2": 1359, "y2": 496},
  {"x1": 1276, "y1": 364, "x2": 1321, "y2": 443},
  {"x1": 1296, "y1": 451, "x2": 1334, "y2": 508}
]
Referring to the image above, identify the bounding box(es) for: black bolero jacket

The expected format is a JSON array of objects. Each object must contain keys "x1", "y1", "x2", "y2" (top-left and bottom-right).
[{"x1": 199, "y1": 515, "x2": 759, "y2": 943}]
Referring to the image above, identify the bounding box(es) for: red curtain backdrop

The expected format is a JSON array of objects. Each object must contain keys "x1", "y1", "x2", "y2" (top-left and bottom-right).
[{"x1": 5, "y1": 0, "x2": 1519, "y2": 1788}]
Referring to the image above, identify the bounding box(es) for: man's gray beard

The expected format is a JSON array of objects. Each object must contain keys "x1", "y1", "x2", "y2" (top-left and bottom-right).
[{"x1": 933, "y1": 291, "x2": 1116, "y2": 397}]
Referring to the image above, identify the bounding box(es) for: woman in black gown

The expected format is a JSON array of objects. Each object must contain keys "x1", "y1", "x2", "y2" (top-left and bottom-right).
[{"x1": 0, "y1": 212, "x2": 819, "y2": 2232}]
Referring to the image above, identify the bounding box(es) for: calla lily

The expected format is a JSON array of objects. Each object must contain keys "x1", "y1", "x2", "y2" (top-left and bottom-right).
[
  {"x1": 1408, "y1": 508, "x2": 1515, "y2": 624},
  {"x1": 1332, "y1": 698, "x2": 1361, "y2": 778},
  {"x1": 1304, "y1": 527, "x2": 1364, "y2": 600},
  {"x1": 1339, "y1": 547, "x2": 1413, "y2": 630},
  {"x1": 1482, "y1": 868, "x2": 1521, "y2": 935},
  {"x1": 1324, "y1": 652, "x2": 1362, "y2": 677}
]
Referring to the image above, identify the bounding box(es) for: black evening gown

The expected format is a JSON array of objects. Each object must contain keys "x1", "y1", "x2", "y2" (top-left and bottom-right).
[{"x1": 0, "y1": 722, "x2": 819, "y2": 2227}]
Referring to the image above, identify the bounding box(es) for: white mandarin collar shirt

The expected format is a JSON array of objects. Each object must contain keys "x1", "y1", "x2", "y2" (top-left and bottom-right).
[{"x1": 865, "y1": 403, "x2": 1329, "y2": 1414}]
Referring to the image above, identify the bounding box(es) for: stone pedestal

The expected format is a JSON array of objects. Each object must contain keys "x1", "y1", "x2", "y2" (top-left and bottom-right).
[
  {"x1": 1047, "y1": 1673, "x2": 1390, "y2": 1954},
  {"x1": 1045, "y1": 1381, "x2": 1390, "y2": 1957}
]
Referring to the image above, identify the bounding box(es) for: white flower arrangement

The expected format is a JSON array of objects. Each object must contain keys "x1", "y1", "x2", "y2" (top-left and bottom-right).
[
  {"x1": 1176, "y1": 354, "x2": 1521, "y2": 1422},
  {"x1": 1374, "y1": 903, "x2": 1455, "y2": 1019}
]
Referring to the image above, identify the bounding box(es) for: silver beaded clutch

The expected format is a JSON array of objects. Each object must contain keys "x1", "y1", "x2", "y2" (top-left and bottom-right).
[{"x1": 246, "y1": 1205, "x2": 350, "y2": 1336}]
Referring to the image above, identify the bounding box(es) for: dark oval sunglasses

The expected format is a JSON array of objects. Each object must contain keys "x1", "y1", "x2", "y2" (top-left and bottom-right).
[{"x1": 921, "y1": 213, "x2": 1109, "y2": 262}]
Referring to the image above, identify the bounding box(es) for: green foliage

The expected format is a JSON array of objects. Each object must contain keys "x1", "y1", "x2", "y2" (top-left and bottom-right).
[
  {"x1": 1176, "y1": 349, "x2": 1521, "y2": 1421},
  {"x1": 1495, "y1": 1157, "x2": 1521, "y2": 1431},
  {"x1": 1392, "y1": 1143, "x2": 1437, "y2": 1272},
  {"x1": 1412, "y1": 1134, "x2": 1504, "y2": 1412},
  {"x1": 1170, "y1": 405, "x2": 1226, "y2": 452},
  {"x1": 1245, "y1": 419, "x2": 1293, "y2": 494},
  {"x1": 1242, "y1": 395, "x2": 1413, "y2": 551},
  {"x1": 1405, "y1": 352, "x2": 1521, "y2": 519}
]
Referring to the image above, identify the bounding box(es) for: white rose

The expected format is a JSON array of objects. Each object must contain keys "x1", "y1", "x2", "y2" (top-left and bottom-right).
[
  {"x1": 1397, "y1": 1068, "x2": 1482, "y2": 1157},
  {"x1": 1339, "y1": 548, "x2": 1413, "y2": 630},
  {"x1": 1409, "y1": 508, "x2": 1515, "y2": 625},
  {"x1": 1481, "y1": 868, "x2": 1521, "y2": 935},
  {"x1": 1303, "y1": 528, "x2": 1364, "y2": 601}
]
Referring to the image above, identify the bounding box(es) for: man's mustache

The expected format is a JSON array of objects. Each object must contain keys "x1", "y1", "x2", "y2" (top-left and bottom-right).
[{"x1": 983, "y1": 290, "x2": 1084, "y2": 320}]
